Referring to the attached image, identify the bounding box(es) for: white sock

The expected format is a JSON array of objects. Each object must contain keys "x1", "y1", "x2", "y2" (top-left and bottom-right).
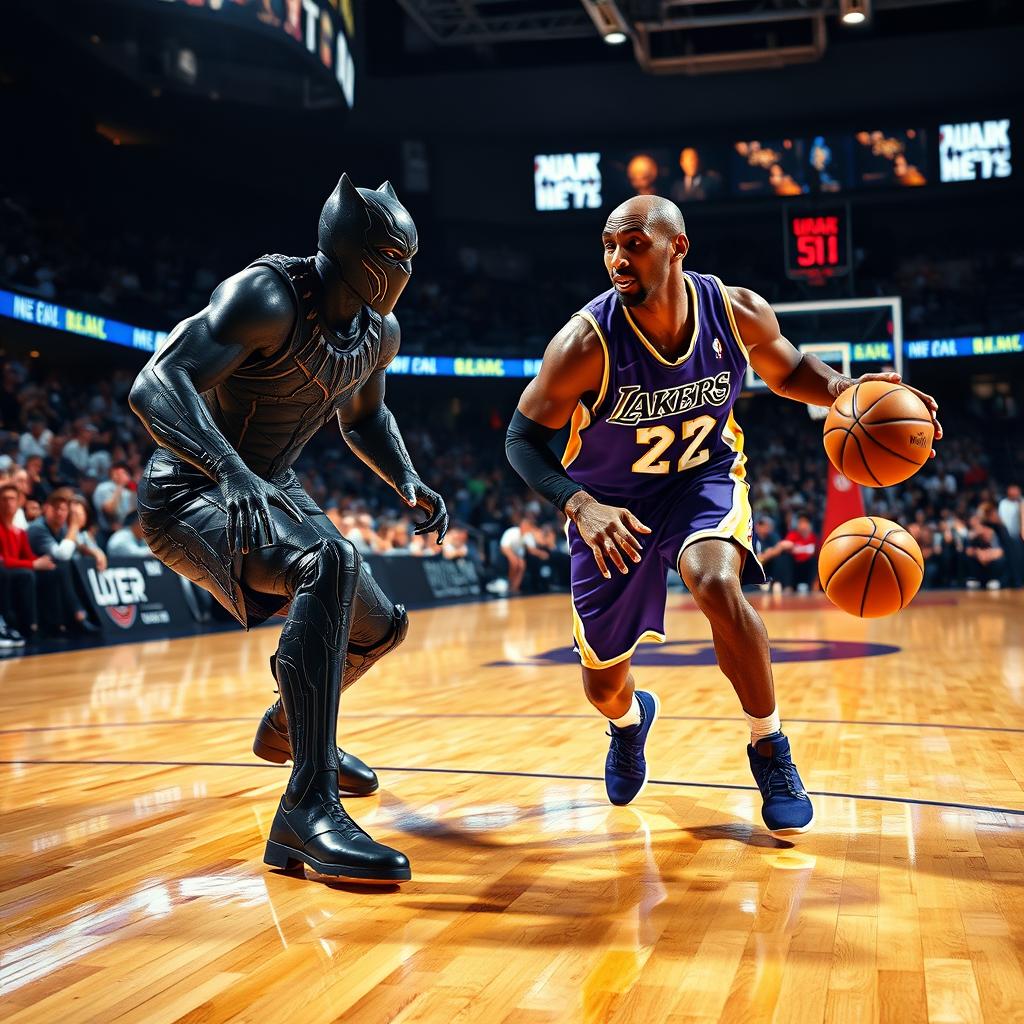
[
  {"x1": 609, "y1": 694, "x2": 642, "y2": 729},
  {"x1": 745, "y1": 706, "x2": 781, "y2": 747}
]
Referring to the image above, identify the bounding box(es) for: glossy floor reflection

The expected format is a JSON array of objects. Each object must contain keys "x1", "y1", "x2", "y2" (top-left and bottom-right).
[{"x1": 1, "y1": 590, "x2": 1022, "y2": 1023}]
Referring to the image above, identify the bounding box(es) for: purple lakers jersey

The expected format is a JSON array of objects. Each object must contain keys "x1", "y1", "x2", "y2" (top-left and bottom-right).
[{"x1": 562, "y1": 271, "x2": 749, "y2": 502}]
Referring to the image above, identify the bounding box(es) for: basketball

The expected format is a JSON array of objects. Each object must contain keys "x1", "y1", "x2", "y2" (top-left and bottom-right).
[
  {"x1": 823, "y1": 381, "x2": 934, "y2": 487},
  {"x1": 819, "y1": 516, "x2": 924, "y2": 617}
]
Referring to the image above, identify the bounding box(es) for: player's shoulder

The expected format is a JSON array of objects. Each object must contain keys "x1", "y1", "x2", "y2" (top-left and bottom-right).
[
  {"x1": 207, "y1": 264, "x2": 296, "y2": 346},
  {"x1": 378, "y1": 312, "x2": 401, "y2": 366},
  {"x1": 722, "y1": 284, "x2": 779, "y2": 345},
  {"x1": 723, "y1": 284, "x2": 772, "y2": 318},
  {"x1": 548, "y1": 311, "x2": 605, "y2": 363}
]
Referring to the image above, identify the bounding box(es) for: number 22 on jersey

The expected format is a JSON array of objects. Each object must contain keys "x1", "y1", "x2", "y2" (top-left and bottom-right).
[{"x1": 631, "y1": 414, "x2": 716, "y2": 475}]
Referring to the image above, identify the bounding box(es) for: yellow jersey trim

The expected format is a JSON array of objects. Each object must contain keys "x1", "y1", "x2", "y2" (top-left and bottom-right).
[
  {"x1": 560, "y1": 310, "x2": 610, "y2": 471},
  {"x1": 622, "y1": 273, "x2": 701, "y2": 368},
  {"x1": 710, "y1": 275, "x2": 750, "y2": 363},
  {"x1": 563, "y1": 518, "x2": 669, "y2": 670},
  {"x1": 573, "y1": 310, "x2": 611, "y2": 413},
  {"x1": 561, "y1": 403, "x2": 591, "y2": 469},
  {"x1": 572, "y1": 601, "x2": 667, "y2": 670},
  {"x1": 678, "y1": 408, "x2": 760, "y2": 573}
]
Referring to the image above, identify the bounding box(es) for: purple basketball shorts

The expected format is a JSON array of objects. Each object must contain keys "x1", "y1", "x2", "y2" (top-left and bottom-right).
[{"x1": 566, "y1": 465, "x2": 764, "y2": 669}]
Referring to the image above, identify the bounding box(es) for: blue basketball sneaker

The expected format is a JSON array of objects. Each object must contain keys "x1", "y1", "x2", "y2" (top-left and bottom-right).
[
  {"x1": 604, "y1": 690, "x2": 660, "y2": 806},
  {"x1": 747, "y1": 732, "x2": 814, "y2": 836}
]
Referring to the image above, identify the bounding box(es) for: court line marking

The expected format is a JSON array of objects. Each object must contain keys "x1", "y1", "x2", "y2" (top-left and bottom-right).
[
  {"x1": 3, "y1": 714, "x2": 1024, "y2": 735},
  {"x1": 0, "y1": 758, "x2": 1021, "y2": 818}
]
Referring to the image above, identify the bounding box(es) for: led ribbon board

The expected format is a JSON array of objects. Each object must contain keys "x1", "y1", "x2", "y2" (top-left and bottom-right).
[{"x1": 0, "y1": 289, "x2": 1019, "y2": 373}]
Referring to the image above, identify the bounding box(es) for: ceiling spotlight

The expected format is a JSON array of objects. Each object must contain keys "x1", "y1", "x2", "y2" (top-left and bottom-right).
[
  {"x1": 581, "y1": 1, "x2": 631, "y2": 47},
  {"x1": 839, "y1": 0, "x2": 871, "y2": 25}
]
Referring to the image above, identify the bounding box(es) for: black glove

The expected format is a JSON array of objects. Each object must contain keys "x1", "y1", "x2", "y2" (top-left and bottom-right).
[
  {"x1": 397, "y1": 474, "x2": 449, "y2": 543},
  {"x1": 218, "y1": 462, "x2": 305, "y2": 555}
]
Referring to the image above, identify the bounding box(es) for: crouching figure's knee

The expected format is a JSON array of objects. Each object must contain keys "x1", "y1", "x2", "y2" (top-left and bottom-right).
[{"x1": 342, "y1": 603, "x2": 409, "y2": 692}]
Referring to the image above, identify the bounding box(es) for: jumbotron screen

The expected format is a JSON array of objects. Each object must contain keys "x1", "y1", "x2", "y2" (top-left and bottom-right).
[
  {"x1": 156, "y1": 0, "x2": 356, "y2": 107},
  {"x1": 534, "y1": 115, "x2": 1012, "y2": 212}
]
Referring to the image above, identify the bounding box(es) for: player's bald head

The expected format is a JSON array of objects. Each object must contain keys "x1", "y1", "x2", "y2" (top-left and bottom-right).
[{"x1": 603, "y1": 195, "x2": 687, "y2": 241}]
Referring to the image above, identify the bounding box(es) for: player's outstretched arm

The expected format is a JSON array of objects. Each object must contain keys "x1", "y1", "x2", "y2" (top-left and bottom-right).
[
  {"x1": 129, "y1": 267, "x2": 305, "y2": 554},
  {"x1": 507, "y1": 318, "x2": 650, "y2": 579},
  {"x1": 730, "y1": 285, "x2": 942, "y2": 445},
  {"x1": 337, "y1": 315, "x2": 448, "y2": 542}
]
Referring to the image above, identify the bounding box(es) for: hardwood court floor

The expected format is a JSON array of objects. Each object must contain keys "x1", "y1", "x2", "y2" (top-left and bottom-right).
[{"x1": 1, "y1": 589, "x2": 1023, "y2": 1024}]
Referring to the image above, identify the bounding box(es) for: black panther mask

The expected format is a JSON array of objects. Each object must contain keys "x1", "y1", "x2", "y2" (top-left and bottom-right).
[{"x1": 317, "y1": 173, "x2": 417, "y2": 316}]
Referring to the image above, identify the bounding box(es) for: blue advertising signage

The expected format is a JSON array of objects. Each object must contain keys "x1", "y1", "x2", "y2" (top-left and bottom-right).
[
  {"x1": 0, "y1": 290, "x2": 168, "y2": 353},
  {"x1": 0, "y1": 288, "x2": 1018, "y2": 376}
]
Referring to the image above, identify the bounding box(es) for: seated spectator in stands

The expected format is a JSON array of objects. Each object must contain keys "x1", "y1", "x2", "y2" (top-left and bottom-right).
[
  {"x1": 355, "y1": 512, "x2": 386, "y2": 553},
  {"x1": 534, "y1": 522, "x2": 570, "y2": 590},
  {"x1": 785, "y1": 514, "x2": 819, "y2": 592},
  {"x1": 93, "y1": 461, "x2": 137, "y2": 535},
  {"x1": 753, "y1": 515, "x2": 791, "y2": 590},
  {"x1": 964, "y1": 516, "x2": 1007, "y2": 590},
  {"x1": 19, "y1": 417, "x2": 52, "y2": 461},
  {"x1": 500, "y1": 516, "x2": 543, "y2": 595},
  {"x1": 441, "y1": 525, "x2": 469, "y2": 561},
  {"x1": 409, "y1": 518, "x2": 442, "y2": 557},
  {"x1": 908, "y1": 513, "x2": 941, "y2": 589},
  {"x1": 0, "y1": 481, "x2": 55, "y2": 643},
  {"x1": 334, "y1": 511, "x2": 363, "y2": 551},
  {"x1": 336, "y1": 511, "x2": 385, "y2": 555},
  {"x1": 998, "y1": 483, "x2": 1023, "y2": 587},
  {"x1": 60, "y1": 420, "x2": 99, "y2": 477},
  {"x1": 106, "y1": 511, "x2": 152, "y2": 558},
  {"x1": 70, "y1": 495, "x2": 107, "y2": 572},
  {"x1": 379, "y1": 517, "x2": 412, "y2": 555},
  {"x1": 23, "y1": 454, "x2": 49, "y2": 504},
  {"x1": 937, "y1": 511, "x2": 968, "y2": 587},
  {"x1": 9, "y1": 467, "x2": 32, "y2": 530},
  {"x1": 27, "y1": 488, "x2": 100, "y2": 634}
]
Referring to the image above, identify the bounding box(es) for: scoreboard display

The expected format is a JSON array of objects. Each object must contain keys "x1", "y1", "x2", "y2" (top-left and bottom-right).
[
  {"x1": 151, "y1": 0, "x2": 357, "y2": 108},
  {"x1": 784, "y1": 205, "x2": 851, "y2": 284}
]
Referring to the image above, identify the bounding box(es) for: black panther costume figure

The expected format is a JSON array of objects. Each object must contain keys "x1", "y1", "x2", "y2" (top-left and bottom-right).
[{"x1": 129, "y1": 174, "x2": 447, "y2": 882}]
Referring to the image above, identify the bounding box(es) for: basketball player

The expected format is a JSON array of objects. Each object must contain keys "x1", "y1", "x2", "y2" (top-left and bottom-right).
[
  {"x1": 130, "y1": 174, "x2": 447, "y2": 881},
  {"x1": 506, "y1": 195, "x2": 940, "y2": 836}
]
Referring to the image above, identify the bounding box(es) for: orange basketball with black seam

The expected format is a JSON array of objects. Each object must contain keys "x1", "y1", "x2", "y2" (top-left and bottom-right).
[
  {"x1": 818, "y1": 516, "x2": 924, "y2": 618},
  {"x1": 823, "y1": 380, "x2": 933, "y2": 487}
]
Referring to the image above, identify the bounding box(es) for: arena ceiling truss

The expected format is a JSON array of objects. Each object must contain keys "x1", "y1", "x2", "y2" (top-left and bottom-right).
[{"x1": 392, "y1": 0, "x2": 977, "y2": 74}]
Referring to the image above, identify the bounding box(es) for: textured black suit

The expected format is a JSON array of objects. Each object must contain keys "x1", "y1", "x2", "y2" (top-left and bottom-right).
[{"x1": 130, "y1": 177, "x2": 446, "y2": 881}]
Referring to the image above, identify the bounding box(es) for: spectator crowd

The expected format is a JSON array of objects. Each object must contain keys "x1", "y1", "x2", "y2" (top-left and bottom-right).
[
  {"x1": 0, "y1": 343, "x2": 1019, "y2": 648},
  {"x1": 5, "y1": 184, "x2": 1024, "y2": 355},
  {"x1": 0, "y1": 355, "x2": 563, "y2": 646}
]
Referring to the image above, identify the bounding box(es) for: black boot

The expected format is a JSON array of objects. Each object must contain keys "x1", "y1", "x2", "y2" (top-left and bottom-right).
[
  {"x1": 262, "y1": 541, "x2": 409, "y2": 881},
  {"x1": 253, "y1": 654, "x2": 379, "y2": 795},
  {"x1": 264, "y1": 770, "x2": 410, "y2": 882},
  {"x1": 253, "y1": 699, "x2": 379, "y2": 795}
]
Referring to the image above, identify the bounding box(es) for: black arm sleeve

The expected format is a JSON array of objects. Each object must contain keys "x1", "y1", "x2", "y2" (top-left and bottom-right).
[
  {"x1": 505, "y1": 409, "x2": 583, "y2": 513},
  {"x1": 338, "y1": 404, "x2": 418, "y2": 490}
]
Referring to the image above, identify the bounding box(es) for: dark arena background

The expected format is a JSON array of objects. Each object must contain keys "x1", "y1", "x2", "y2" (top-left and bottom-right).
[{"x1": 1, "y1": 3, "x2": 1023, "y2": 1022}]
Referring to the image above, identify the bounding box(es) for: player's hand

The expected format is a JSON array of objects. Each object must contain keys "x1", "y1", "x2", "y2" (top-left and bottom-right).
[
  {"x1": 849, "y1": 372, "x2": 943, "y2": 457},
  {"x1": 570, "y1": 495, "x2": 652, "y2": 578},
  {"x1": 219, "y1": 464, "x2": 304, "y2": 555},
  {"x1": 398, "y1": 475, "x2": 449, "y2": 544}
]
